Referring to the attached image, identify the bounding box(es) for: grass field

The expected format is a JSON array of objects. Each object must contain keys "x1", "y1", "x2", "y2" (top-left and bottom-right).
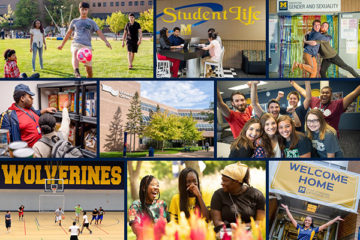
[
  {"x1": 0, "y1": 38, "x2": 153, "y2": 78},
  {"x1": 100, "y1": 147, "x2": 203, "y2": 158}
]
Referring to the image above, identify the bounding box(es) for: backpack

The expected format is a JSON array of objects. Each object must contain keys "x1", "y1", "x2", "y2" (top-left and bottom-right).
[{"x1": 39, "y1": 132, "x2": 83, "y2": 158}]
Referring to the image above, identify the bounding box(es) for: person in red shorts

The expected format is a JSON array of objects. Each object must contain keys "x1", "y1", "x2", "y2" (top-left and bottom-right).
[
  {"x1": 291, "y1": 82, "x2": 360, "y2": 137},
  {"x1": 18, "y1": 205, "x2": 24, "y2": 221},
  {"x1": 217, "y1": 87, "x2": 253, "y2": 139},
  {"x1": 1, "y1": 84, "x2": 56, "y2": 147}
]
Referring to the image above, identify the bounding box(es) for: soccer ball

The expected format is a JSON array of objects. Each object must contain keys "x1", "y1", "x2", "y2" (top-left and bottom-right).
[{"x1": 77, "y1": 48, "x2": 92, "y2": 64}]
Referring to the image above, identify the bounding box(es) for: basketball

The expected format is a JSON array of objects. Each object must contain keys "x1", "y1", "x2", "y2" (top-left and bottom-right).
[
  {"x1": 62, "y1": 215, "x2": 65, "y2": 220},
  {"x1": 77, "y1": 48, "x2": 92, "y2": 64}
]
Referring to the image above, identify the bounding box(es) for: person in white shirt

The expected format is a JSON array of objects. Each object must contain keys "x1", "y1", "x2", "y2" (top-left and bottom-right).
[
  {"x1": 69, "y1": 221, "x2": 80, "y2": 240},
  {"x1": 55, "y1": 208, "x2": 64, "y2": 226},
  {"x1": 30, "y1": 19, "x2": 46, "y2": 71},
  {"x1": 80, "y1": 211, "x2": 92, "y2": 234},
  {"x1": 201, "y1": 32, "x2": 222, "y2": 77}
]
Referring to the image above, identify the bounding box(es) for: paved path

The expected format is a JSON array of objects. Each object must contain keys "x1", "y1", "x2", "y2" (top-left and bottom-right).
[{"x1": 143, "y1": 147, "x2": 214, "y2": 158}]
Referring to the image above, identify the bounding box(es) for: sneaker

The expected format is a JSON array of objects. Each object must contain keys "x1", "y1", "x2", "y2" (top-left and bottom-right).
[
  {"x1": 74, "y1": 69, "x2": 81, "y2": 78},
  {"x1": 90, "y1": 230, "x2": 92, "y2": 234}
]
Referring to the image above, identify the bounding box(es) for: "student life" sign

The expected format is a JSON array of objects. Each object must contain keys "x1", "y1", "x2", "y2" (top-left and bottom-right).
[
  {"x1": 269, "y1": 161, "x2": 360, "y2": 213},
  {"x1": 277, "y1": 0, "x2": 341, "y2": 13}
]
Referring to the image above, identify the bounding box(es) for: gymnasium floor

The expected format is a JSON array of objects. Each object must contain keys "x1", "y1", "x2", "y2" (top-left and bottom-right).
[{"x1": 0, "y1": 211, "x2": 124, "y2": 240}]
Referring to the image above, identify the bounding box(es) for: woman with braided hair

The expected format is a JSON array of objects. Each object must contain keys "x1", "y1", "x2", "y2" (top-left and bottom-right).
[{"x1": 128, "y1": 175, "x2": 170, "y2": 239}]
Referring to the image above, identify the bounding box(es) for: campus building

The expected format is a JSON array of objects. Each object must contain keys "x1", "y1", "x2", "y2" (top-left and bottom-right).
[
  {"x1": 88, "y1": 0, "x2": 152, "y2": 18},
  {"x1": 269, "y1": 161, "x2": 360, "y2": 240},
  {"x1": 100, "y1": 81, "x2": 214, "y2": 152},
  {"x1": 269, "y1": 0, "x2": 360, "y2": 78}
]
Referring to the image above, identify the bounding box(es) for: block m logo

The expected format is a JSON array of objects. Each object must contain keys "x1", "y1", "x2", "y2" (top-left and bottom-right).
[
  {"x1": 181, "y1": 24, "x2": 192, "y2": 35},
  {"x1": 298, "y1": 186, "x2": 306, "y2": 193},
  {"x1": 279, "y1": 1, "x2": 288, "y2": 10}
]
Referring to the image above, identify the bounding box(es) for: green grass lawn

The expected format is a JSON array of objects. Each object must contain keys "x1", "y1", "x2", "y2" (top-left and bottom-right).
[
  {"x1": 100, "y1": 147, "x2": 203, "y2": 158},
  {"x1": 0, "y1": 38, "x2": 153, "y2": 78}
]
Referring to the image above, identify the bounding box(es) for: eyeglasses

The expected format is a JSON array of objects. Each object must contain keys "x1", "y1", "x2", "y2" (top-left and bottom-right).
[{"x1": 307, "y1": 119, "x2": 319, "y2": 124}]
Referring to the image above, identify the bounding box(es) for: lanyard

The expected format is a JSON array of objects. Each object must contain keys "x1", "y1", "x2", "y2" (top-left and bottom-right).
[
  {"x1": 319, "y1": 102, "x2": 329, "y2": 112},
  {"x1": 16, "y1": 105, "x2": 38, "y2": 124}
]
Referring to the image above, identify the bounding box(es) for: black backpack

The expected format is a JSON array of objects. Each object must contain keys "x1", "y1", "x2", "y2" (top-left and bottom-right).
[{"x1": 39, "y1": 132, "x2": 83, "y2": 158}]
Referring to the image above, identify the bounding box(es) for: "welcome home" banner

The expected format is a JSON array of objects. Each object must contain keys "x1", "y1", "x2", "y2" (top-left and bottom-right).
[{"x1": 269, "y1": 161, "x2": 360, "y2": 213}]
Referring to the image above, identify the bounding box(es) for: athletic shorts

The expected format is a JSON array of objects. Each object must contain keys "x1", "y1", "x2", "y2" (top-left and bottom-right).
[
  {"x1": 5, "y1": 221, "x2": 11, "y2": 228},
  {"x1": 56, "y1": 216, "x2": 62, "y2": 222},
  {"x1": 71, "y1": 42, "x2": 92, "y2": 67},
  {"x1": 98, "y1": 215, "x2": 103, "y2": 220},
  {"x1": 92, "y1": 216, "x2": 97, "y2": 221},
  {"x1": 127, "y1": 41, "x2": 138, "y2": 53},
  {"x1": 19, "y1": 212, "x2": 24, "y2": 216},
  {"x1": 83, "y1": 223, "x2": 89, "y2": 227},
  {"x1": 70, "y1": 235, "x2": 78, "y2": 240},
  {"x1": 75, "y1": 212, "x2": 80, "y2": 217}
]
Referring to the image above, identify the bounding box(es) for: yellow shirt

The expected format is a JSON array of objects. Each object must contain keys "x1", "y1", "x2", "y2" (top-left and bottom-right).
[{"x1": 169, "y1": 191, "x2": 212, "y2": 222}]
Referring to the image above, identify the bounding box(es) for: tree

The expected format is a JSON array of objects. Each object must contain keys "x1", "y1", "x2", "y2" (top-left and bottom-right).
[
  {"x1": 143, "y1": 111, "x2": 182, "y2": 151},
  {"x1": 103, "y1": 106, "x2": 124, "y2": 152},
  {"x1": 138, "y1": 8, "x2": 153, "y2": 33},
  {"x1": 43, "y1": 0, "x2": 81, "y2": 27},
  {"x1": 14, "y1": 0, "x2": 40, "y2": 30},
  {"x1": 106, "y1": 11, "x2": 127, "y2": 37},
  {"x1": 179, "y1": 116, "x2": 203, "y2": 146},
  {"x1": 128, "y1": 161, "x2": 142, "y2": 200},
  {"x1": 93, "y1": 18, "x2": 105, "y2": 30},
  {"x1": 126, "y1": 92, "x2": 143, "y2": 152},
  {"x1": 0, "y1": 5, "x2": 14, "y2": 30}
]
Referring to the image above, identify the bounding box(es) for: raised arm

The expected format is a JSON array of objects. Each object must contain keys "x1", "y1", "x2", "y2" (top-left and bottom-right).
[
  {"x1": 217, "y1": 87, "x2": 231, "y2": 118},
  {"x1": 290, "y1": 81, "x2": 306, "y2": 98},
  {"x1": 281, "y1": 204, "x2": 297, "y2": 228},
  {"x1": 319, "y1": 216, "x2": 343, "y2": 231},
  {"x1": 343, "y1": 85, "x2": 360, "y2": 110},
  {"x1": 250, "y1": 81, "x2": 264, "y2": 118},
  {"x1": 303, "y1": 81, "x2": 312, "y2": 110}
]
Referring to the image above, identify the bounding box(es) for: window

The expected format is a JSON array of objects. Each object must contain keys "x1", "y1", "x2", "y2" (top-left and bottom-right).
[
  {"x1": 92, "y1": 2, "x2": 96, "y2": 7},
  {"x1": 140, "y1": 1, "x2": 144, "y2": 5},
  {"x1": 98, "y1": 2, "x2": 101, "y2": 7},
  {"x1": 134, "y1": 1, "x2": 138, "y2": 6},
  {"x1": 116, "y1": 1, "x2": 119, "y2": 6},
  {"x1": 128, "y1": 1, "x2": 132, "y2": 6},
  {"x1": 110, "y1": 2, "x2": 114, "y2": 6},
  {"x1": 121, "y1": 2, "x2": 125, "y2": 6},
  {"x1": 103, "y1": 2, "x2": 107, "y2": 7},
  {"x1": 148, "y1": 0, "x2": 152, "y2": 5}
]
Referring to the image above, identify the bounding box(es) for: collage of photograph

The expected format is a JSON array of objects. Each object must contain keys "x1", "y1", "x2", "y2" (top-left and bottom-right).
[{"x1": 0, "y1": 0, "x2": 359, "y2": 240}]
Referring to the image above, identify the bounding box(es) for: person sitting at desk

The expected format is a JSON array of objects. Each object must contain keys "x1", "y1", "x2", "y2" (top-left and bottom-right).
[
  {"x1": 168, "y1": 27, "x2": 185, "y2": 46},
  {"x1": 169, "y1": 27, "x2": 186, "y2": 74},
  {"x1": 201, "y1": 32, "x2": 221, "y2": 77},
  {"x1": 157, "y1": 27, "x2": 182, "y2": 78}
]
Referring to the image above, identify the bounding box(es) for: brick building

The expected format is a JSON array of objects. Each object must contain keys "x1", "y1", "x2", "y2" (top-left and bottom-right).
[
  {"x1": 100, "y1": 81, "x2": 214, "y2": 152},
  {"x1": 88, "y1": 0, "x2": 153, "y2": 18}
]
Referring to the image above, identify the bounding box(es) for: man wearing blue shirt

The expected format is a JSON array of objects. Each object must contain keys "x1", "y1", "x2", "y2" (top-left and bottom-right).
[{"x1": 168, "y1": 27, "x2": 185, "y2": 47}]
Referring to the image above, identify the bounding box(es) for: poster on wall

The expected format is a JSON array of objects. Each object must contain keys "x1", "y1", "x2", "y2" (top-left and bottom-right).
[
  {"x1": 332, "y1": 92, "x2": 343, "y2": 100},
  {"x1": 346, "y1": 101, "x2": 357, "y2": 113},
  {"x1": 0, "y1": 161, "x2": 124, "y2": 190},
  {"x1": 341, "y1": 19, "x2": 357, "y2": 40},
  {"x1": 269, "y1": 161, "x2": 360, "y2": 213},
  {"x1": 156, "y1": 0, "x2": 266, "y2": 40},
  {"x1": 277, "y1": 0, "x2": 341, "y2": 13}
]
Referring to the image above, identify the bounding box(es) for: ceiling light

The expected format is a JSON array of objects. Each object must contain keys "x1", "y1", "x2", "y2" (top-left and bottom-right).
[{"x1": 229, "y1": 81, "x2": 267, "y2": 91}]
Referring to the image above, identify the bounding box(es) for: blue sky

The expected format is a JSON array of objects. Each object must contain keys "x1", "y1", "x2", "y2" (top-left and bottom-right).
[{"x1": 140, "y1": 81, "x2": 214, "y2": 109}]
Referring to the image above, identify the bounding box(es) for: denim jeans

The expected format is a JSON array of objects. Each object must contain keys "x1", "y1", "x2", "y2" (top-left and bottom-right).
[{"x1": 32, "y1": 43, "x2": 43, "y2": 71}]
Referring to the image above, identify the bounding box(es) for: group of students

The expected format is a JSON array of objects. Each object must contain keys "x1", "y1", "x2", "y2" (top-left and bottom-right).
[
  {"x1": 157, "y1": 27, "x2": 222, "y2": 78},
  {"x1": 3, "y1": 1, "x2": 142, "y2": 79},
  {"x1": 0, "y1": 84, "x2": 82, "y2": 158},
  {"x1": 128, "y1": 162, "x2": 265, "y2": 239},
  {"x1": 218, "y1": 81, "x2": 360, "y2": 158}
]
